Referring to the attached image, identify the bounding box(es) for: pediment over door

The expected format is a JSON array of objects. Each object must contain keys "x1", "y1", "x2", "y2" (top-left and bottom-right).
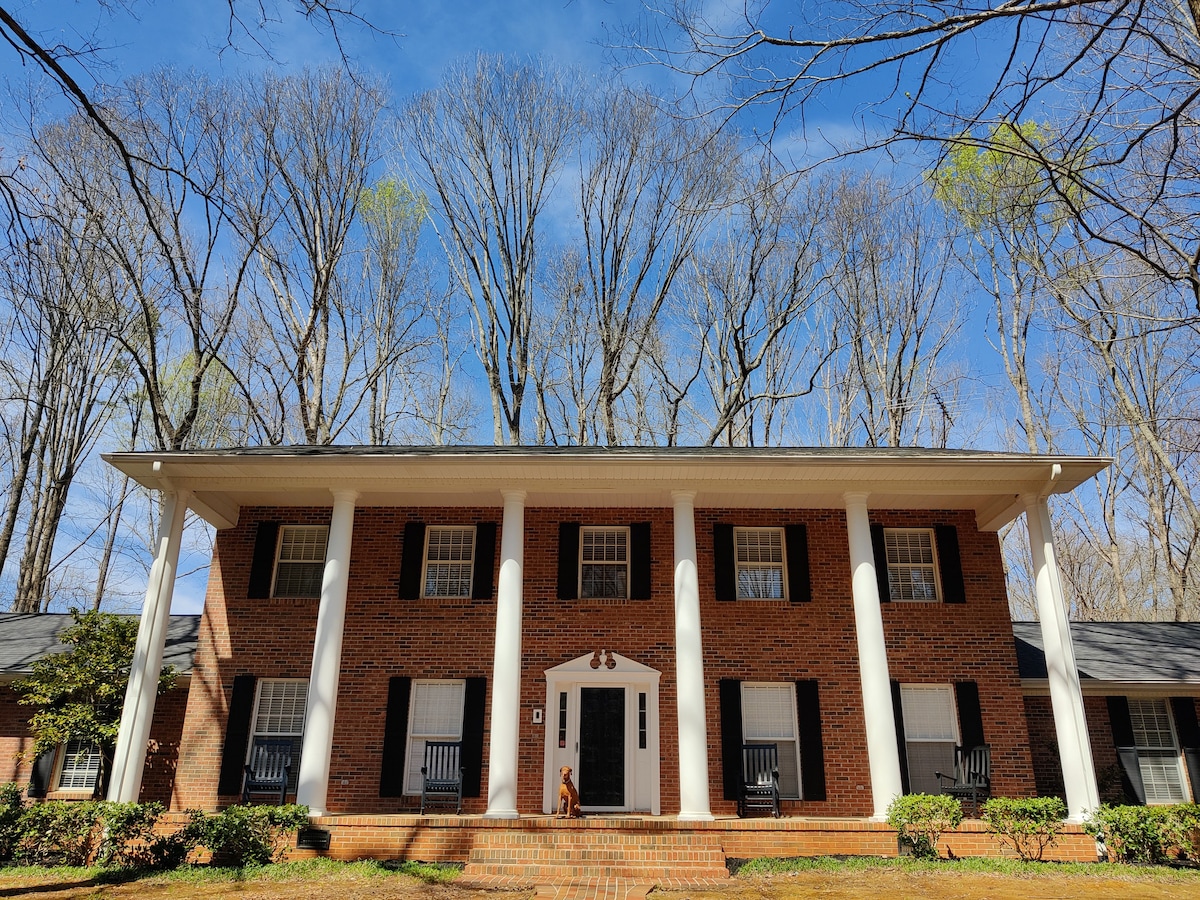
[{"x1": 544, "y1": 650, "x2": 661, "y2": 680}]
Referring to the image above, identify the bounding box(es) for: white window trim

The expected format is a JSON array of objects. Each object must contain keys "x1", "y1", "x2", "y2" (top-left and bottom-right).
[
  {"x1": 885, "y1": 528, "x2": 942, "y2": 603},
  {"x1": 740, "y1": 681, "x2": 803, "y2": 800},
  {"x1": 271, "y1": 524, "x2": 329, "y2": 599},
  {"x1": 1128, "y1": 697, "x2": 1189, "y2": 805},
  {"x1": 733, "y1": 527, "x2": 788, "y2": 600},
  {"x1": 54, "y1": 739, "x2": 102, "y2": 793},
  {"x1": 578, "y1": 526, "x2": 631, "y2": 600},
  {"x1": 421, "y1": 525, "x2": 477, "y2": 599},
  {"x1": 405, "y1": 678, "x2": 466, "y2": 796},
  {"x1": 899, "y1": 684, "x2": 959, "y2": 795}
]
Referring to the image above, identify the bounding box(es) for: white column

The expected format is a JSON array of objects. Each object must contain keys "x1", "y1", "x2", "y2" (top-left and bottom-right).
[
  {"x1": 672, "y1": 490, "x2": 713, "y2": 821},
  {"x1": 108, "y1": 490, "x2": 190, "y2": 803},
  {"x1": 843, "y1": 492, "x2": 904, "y2": 820},
  {"x1": 1024, "y1": 494, "x2": 1100, "y2": 822},
  {"x1": 485, "y1": 489, "x2": 526, "y2": 818},
  {"x1": 296, "y1": 490, "x2": 357, "y2": 815}
]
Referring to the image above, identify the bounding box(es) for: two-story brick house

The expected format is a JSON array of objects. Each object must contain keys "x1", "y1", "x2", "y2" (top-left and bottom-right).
[{"x1": 102, "y1": 446, "x2": 1109, "y2": 825}]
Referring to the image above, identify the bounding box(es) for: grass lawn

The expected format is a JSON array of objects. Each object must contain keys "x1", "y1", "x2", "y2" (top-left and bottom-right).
[{"x1": 1, "y1": 857, "x2": 1198, "y2": 899}]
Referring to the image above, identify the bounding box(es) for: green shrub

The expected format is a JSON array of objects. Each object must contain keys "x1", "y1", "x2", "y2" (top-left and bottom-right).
[
  {"x1": 1083, "y1": 803, "x2": 1184, "y2": 863},
  {"x1": 16, "y1": 799, "x2": 105, "y2": 866},
  {"x1": 0, "y1": 783, "x2": 25, "y2": 861},
  {"x1": 981, "y1": 796, "x2": 1066, "y2": 861},
  {"x1": 195, "y1": 804, "x2": 310, "y2": 867},
  {"x1": 886, "y1": 793, "x2": 963, "y2": 859}
]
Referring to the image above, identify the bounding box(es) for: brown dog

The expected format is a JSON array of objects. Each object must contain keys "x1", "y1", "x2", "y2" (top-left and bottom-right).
[{"x1": 557, "y1": 765, "x2": 582, "y2": 818}]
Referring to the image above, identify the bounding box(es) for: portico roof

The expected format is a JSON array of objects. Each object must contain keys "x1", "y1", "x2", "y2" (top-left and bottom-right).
[{"x1": 102, "y1": 445, "x2": 1109, "y2": 532}]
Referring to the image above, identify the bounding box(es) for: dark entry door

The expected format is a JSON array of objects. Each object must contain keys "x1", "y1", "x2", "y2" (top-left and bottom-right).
[{"x1": 579, "y1": 687, "x2": 625, "y2": 807}]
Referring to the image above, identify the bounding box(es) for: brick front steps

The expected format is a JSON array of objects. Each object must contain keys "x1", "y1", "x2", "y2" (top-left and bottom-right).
[{"x1": 158, "y1": 812, "x2": 1102, "y2": 874}]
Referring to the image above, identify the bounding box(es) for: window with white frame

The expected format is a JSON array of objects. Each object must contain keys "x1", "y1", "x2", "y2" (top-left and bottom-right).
[
  {"x1": 423, "y1": 527, "x2": 476, "y2": 598},
  {"x1": 900, "y1": 684, "x2": 958, "y2": 795},
  {"x1": 55, "y1": 739, "x2": 102, "y2": 791},
  {"x1": 580, "y1": 527, "x2": 629, "y2": 599},
  {"x1": 741, "y1": 683, "x2": 801, "y2": 798},
  {"x1": 885, "y1": 529, "x2": 941, "y2": 602},
  {"x1": 1129, "y1": 698, "x2": 1188, "y2": 804},
  {"x1": 405, "y1": 679, "x2": 466, "y2": 794},
  {"x1": 735, "y1": 528, "x2": 786, "y2": 599},
  {"x1": 272, "y1": 525, "x2": 328, "y2": 598},
  {"x1": 250, "y1": 679, "x2": 308, "y2": 791}
]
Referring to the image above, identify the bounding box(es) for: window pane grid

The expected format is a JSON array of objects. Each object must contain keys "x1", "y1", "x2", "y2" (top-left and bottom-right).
[
  {"x1": 886, "y1": 530, "x2": 939, "y2": 602},
  {"x1": 254, "y1": 681, "x2": 308, "y2": 736},
  {"x1": 742, "y1": 683, "x2": 801, "y2": 799},
  {"x1": 1129, "y1": 698, "x2": 1187, "y2": 803},
  {"x1": 581, "y1": 528, "x2": 629, "y2": 598},
  {"x1": 407, "y1": 680, "x2": 465, "y2": 794},
  {"x1": 423, "y1": 527, "x2": 475, "y2": 597},
  {"x1": 274, "y1": 526, "x2": 328, "y2": 598},
  {"x1": 736, "y1": 529, "x2": 785, "y2": 599},
  {"x1": 57, "y1": 739, "x2": 101, "y2": 791}
]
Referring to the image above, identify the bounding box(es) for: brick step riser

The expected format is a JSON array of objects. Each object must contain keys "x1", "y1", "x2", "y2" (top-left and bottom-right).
[
  {"x1": 467, "y1": 850, "x2": 727, "y2": 863},
  {"x1": 462, "y1": 864, "x2": 731, "y2": 879}
]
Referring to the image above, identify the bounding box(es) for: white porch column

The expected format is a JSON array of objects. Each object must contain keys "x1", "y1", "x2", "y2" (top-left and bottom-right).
[
  {"x1": 485, "y1": 489, "x2": 526, "y2": 818},
  {"x1": 1024, "y1": 493, "x2": 1100, "y2": 822},
  {"x1": 296, "y1": 489, "x2": 358, "y2": 815},
  {"x1": 843, "y1": 492, "x2": 904, "y2": 820},
  {"x1": 672, "y1": 490, "x2": 713, "y2": 821},
  {"x1": 108, "y1": 489, "x2": 190, "y2": 803}
]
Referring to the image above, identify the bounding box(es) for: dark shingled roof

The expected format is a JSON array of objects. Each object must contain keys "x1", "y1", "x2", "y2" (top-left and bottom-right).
[
  {"x1": 1014, "y1": 621, "x2": 1200, "y2": 684},
  {"x1": 0, "y1": 613, "x2": 200, "y2": 676}
]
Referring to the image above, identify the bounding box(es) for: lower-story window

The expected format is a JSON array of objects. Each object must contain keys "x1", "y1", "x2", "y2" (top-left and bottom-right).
[
  {"x1": 1129, "y1": 698, "x2": 1188, "y2": 804},
  {"x1": 406, "y1": 679, "x2": 466, "y2": 795},
  {"x1": 56, "y1": 739, "x2": 102, "y2": 791},
  {"x1": 741, "y1": 683, "x2": 801, "y2": 799},
  {"x1": 250, "y1": 679, "x2": 308, "y2": 792},
  {"x1": 900, "y1": 684, "x2": 958, "y2": 795}
]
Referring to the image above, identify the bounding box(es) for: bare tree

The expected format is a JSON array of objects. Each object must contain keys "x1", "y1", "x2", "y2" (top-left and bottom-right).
[
  {"x1": 676, "y1": 161, "x2": 834, "y2": 446},
  {"x1": 401, "y1": 54, "x2": 584, "y2": 445},
  {"x1": 820, "y1": 173, "x2": 962, "y2": 447}
]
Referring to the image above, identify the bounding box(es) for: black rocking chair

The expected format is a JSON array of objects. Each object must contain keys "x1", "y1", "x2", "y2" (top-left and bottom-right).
[
  {"x1": 738, "y1": 743, "x2": 782, "y2": 818},
  {"x1": 936, "y1": 744, "x2": 991, "y2": 813},
  {"x1": 420, "y1": 741, "x2": 465, "y2": 815},
  {"x1": 242, "y1": 737, "x2": 293, "y2": 805}
]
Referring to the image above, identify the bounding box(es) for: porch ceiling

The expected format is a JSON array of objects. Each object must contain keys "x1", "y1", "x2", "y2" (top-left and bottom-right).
[{"x1": 102, "y1": 446, "x2": 1109, "y2": 531}]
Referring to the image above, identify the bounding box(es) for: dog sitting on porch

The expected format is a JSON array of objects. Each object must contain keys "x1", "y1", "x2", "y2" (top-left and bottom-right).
[{"x1": 558, "y1": 765, "x2": 582, "y2": 818}]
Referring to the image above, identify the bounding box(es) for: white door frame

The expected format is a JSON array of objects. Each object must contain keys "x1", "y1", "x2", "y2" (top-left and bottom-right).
[{"x1": 542, "y1": 651, "x2": 661, "y2": 815}]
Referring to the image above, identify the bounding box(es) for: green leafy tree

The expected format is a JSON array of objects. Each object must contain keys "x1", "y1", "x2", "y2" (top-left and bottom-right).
[{"x1": 13, "y1": 610, "x2": 176, "y2": 797}]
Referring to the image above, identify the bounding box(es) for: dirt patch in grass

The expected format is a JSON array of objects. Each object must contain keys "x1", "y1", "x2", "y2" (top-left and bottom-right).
[{"x1": 2, "y1": 859, "x2": 1198, "y2": 900}]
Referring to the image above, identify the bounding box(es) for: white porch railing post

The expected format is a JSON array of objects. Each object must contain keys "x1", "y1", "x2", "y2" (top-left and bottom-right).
[
  {"x1": 843, "y1": 491, "x2": 904, "y2": 820},
  {"x1": 296, "y1": 489, "x2": 358, "y2": 815},
  {"x1": 672, "y1": 490, "x2": 713, "y2": 821},
  {"x1": 485, "y1": 489, "x2": 526, "y2": 818},
  {"x1": 108, "y1": 489, "x2": 189, "y2": 803}
]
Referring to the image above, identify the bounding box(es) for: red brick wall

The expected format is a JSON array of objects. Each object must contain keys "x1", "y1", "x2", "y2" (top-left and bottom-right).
[
  {"x1": 174, "y1": 504, "x2": 1036, "y2": 816},
  {"x1": 0, "y1": 682, "x2": 189, "y2": 804}
]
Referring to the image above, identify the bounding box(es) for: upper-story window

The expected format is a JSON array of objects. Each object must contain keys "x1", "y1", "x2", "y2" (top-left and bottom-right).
[
  {"x1": 735, "y1": 528, "x2": 786, "y2": 600},
  {"x1": 423, "y1": 527, "x2": 476, "y2": 599},
  {"x1": 884, "y1": 528, "x2": 940, "y2": 602},
  {"x1": 580, "y1": 527, "x2": 629, "y2": 599},
  {"x1": 273, "y1": 525, "x2": 328, "y2": 598}
]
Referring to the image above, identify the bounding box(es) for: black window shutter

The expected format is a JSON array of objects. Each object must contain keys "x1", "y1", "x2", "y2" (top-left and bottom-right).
[
  {"x1": 247, "y1": 522, "x2": 279, "y2": 599},
  {"x1": 379, "y1": 677, "x2": 412, "y2": 797},
  {"x1": 891, "y1": 679, "x2": 910, "y2": 794},
  {"x1": 955, "y1": 681, "x2": 985, "y2": 748},
  {"x1": 871, "y1": 524, "x2": 891, "y2": 603},
  {"x1": 785, "y1": 524, "x2": 811, "y2": 603},
  {"x1": 461, "y1": 677, "x2": 487, "y2": 797},
  {"x1": 935, "y1": 525, "x2": 966, "y2": 604},
  {"x1": 472, "y1": 523, "x2": 498, "y2": 600},
  {"x1": 217, "y1": 674, "x2": 257, "y2": 795},
  {"x1": 1106, "y1": 695, "x2": 1147, "y2": 804},
  {"x1": 713, "y1": 523, "x2": 736, "y2": 602},
  {"x1": 629, "y1": 522, "x2": 652, "y2": 600},
  {"x1": 719, "y1": 679, "x2": 744, "y2": 801},
  {"x1": 27, "y1": 748, "x2": 57, "y2": 798},
  {"x1": 398, "y1": 522, "x2": 426, "y2": 600},
  {"x1": 1170, "y1": 697, "x2": 1200, "y2": 803},
  {"x1": 557, "y1": 523, "x2": 580, "y2": 600},
  {"x1": 795, "y1": 679, "x2": 826, "y2": 801}
]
